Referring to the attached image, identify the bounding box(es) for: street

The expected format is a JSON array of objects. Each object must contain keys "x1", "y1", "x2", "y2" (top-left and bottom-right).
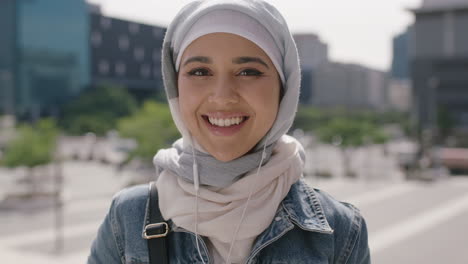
[
  {"x1": 309, "y1": 177, "x2": 468, "y2": 264},
  {"x1": 0, "y1": 161, "x2": 467, "y2": 263}
]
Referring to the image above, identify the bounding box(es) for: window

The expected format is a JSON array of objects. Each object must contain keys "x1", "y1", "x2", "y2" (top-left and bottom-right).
[
  {"x1": 134, "y1": 47, "x2": 145, "y2": 61},
  {"x1": 153, "y1": 68, "x2": 161, "y2": 79},
  {"x1": 460, "y1": 112, "x2": 468, "y2": 127},
  {"x1": 152, "y1": 50, "x2": 160, "y2": 62},
  {"x1": 100, "y1": 17, "x2": 112, "y2": 29},
  {"x1": 98, "y1": 60, "x2": 109, "y2": 75},
  {"x1": 141, "y1": 64, "x2": 151, "y2": 78},
  {"x1": 118, "y1": 35, "x2": 130, "y2": 51},
  {"x1": 115, "y1": 61, "x2": 126, "y2": 76},
  {"x1": 153, "y1": 27, "x2": 163, "y2": 38},
  {"x1": 91, "y1": 31, "x2": 102, "y2": 47},
  {"x1": 129, "y1": 23, "x2": 140, "y2": 34}
]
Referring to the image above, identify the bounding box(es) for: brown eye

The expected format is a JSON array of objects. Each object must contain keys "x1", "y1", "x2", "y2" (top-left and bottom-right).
[
  {"x1": 188, "y1": 68, "x2": 210, "y2": 76},
  {"x1": 238, "y1": 69, "x2": 264, "y2": 76}
]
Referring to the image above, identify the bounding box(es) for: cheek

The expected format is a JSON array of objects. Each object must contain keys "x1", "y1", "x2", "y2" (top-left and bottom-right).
[
  {"x1": 246, "y1": 83, "x2": 280, "y2": 125},
  {"x1": 178, "y1": 82, "x2": 199, "y2": 125},
  {"x1": 264, "y1": 86, "x2": 281, "y2": 128},
  {"x1": 259, "y1": 82, "x2": 280, "y2": 109}
]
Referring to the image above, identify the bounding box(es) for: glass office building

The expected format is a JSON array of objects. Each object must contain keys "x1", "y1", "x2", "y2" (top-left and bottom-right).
[
  {"x1": 0, "y1": 0, "x2": 90, "y2": 117},
  {"x1": 89, "y1": 10, "x2": 166, "y2": 102},
  {"x1": 411, "y1": 1, "x2": 468, "y2": 137},
  {"x1": 0, "y1": 0, "x2": 17, "y2": 115}
]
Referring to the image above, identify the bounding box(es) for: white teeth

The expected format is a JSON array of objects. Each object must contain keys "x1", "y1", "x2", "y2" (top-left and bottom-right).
[{"x1": 207, "y1": 116, "x2": 245, "y2": 127}]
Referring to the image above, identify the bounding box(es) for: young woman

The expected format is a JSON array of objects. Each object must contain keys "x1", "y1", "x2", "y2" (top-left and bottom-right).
[{"x1": 88, "y1": 0, "x2": 371, "y2": 263}]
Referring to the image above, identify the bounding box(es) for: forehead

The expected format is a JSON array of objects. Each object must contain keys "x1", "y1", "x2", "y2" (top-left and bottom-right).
[{"x1": 180, "y1": 33, "x2": 271, "y2": 61}]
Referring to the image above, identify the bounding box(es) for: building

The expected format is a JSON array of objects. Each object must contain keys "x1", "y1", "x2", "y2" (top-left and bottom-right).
[
  {"x1": 388, "y1": 26, "x2": 413, "y2": 112},
  {"x1": 312, "y1": 62, "x2": 388, "y2": 110},
  {"x1": 410, "y1": 0, "x2": 468, "y2": 140},
  {"x1": 0, "y1": 0, "x2": 167, "y2": 119},
  {"x1": 0, "y1": 0, "x2": 90, "y2": 118},
  {"x1": 388, "y1": 79, "x2": 412, "y2": 112},
  {"x1": 293, "y1": 33, "x2": 389, "y2": 110},
  {"x1": 391, "y1": 26, "x2": 413, "y2": 80},
  {"x1": 293, "y1": 34, "x2": 329, "y2": 69},
  {"x1": 367, "y1": 68, "x2": 389, "y2": 109},
  {"x1": 89, "y1": 9, "x2": 166, "y2": 101},
  {"x1": 293, "y1": 34, "x2": 329, "y2": 104}
]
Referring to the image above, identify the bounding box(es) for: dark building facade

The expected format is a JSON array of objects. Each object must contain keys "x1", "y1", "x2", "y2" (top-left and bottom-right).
[
  {"x1": 293, "y1": 34, "x2": 329, "y2": 104},
  {"x1": 391, "y1": 26, "x2": 412, "y2": 80},
  {"x1": 0, "y1": 0, "x2": 166, "y2": 118},
  {"x1": 411, "y1": 0, "x2": 468, "y2": 142},
  {"x1": 0, "y1": 0, "x2": 17, "y2": 115},
  {"x1": 89, "y1": 10, "x2": 166, "y2": 101},
  {"x1": 0, "y1": 0, "x2": 90, "y2": 118}
]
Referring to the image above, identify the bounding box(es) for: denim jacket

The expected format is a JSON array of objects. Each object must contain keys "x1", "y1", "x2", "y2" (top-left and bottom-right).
[{"x1": 88, "y1": 179, "x2": 370, "y2": 264}]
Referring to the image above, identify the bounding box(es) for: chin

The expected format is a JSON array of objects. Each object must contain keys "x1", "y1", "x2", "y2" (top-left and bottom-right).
[{"x1": 210, "y1": 149, "x2": 247, "y2": 162}]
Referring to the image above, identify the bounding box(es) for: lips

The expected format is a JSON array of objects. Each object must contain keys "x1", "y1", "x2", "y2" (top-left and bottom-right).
[
  {"x1": 201, "y1": 113, "x2": 250, "y2": 136},
  {"x1": 207, "y1": 116, "x2": 247, "y2": 127}
]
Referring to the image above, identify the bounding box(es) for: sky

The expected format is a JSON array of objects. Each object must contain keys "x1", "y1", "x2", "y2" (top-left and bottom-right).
[{"x1": 87, "y1": 0, "x2": 423, "y2": 71}]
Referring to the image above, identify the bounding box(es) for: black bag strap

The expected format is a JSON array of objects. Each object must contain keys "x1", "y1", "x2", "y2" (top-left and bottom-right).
[{"x1": 144, "y1": 182, "x2": 169, "y2": 264}]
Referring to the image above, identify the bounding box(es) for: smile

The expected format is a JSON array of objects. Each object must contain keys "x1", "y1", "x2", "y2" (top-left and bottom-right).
[
  {"x1": 201, "y1": 114, "x2": 250, "y2": 136},
  {"x1": 207, "y1": 116, "x2": 247, "y2": 127}
]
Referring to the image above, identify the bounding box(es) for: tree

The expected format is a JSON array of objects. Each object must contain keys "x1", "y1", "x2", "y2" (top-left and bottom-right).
[
  {"x1": 293, "y1": 106, "x2": 411, "y2": 136},
  {"x1": 2, "y1": 119, "x2": 58, "y2": 196},
  {"x1": 117, "y1": 101, "x2": 180, "y2": 163},
  {"x1": 293, "y1": 106, "x2": 327, "y2": 132},
  {"x1": 316, "y1": 118, "x2": 387, "y2": 178},
  {"x1": 61, "y1": 84, "x2": 137, "y2": 136}
]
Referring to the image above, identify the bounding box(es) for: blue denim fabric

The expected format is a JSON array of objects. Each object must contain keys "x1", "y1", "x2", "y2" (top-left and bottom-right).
[{"x1": 88, "y1": 179, "x2": 370, "y2": 264}]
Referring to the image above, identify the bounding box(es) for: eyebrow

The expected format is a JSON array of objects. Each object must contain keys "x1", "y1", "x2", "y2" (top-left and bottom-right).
[
  {"x1": 183, "y1": 56, "x2": 212, "y2": 66},
  {"x1": 233, "y1": 56, "x2": 269, "y2": 68},
  {"x1": 182, "y1": 55, "x2": 270, "y2": 69}
]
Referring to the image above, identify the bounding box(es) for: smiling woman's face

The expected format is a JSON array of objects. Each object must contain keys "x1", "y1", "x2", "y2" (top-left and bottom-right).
[{"x1": 178, "y1": 33, "x2": 281, "y2": 162}]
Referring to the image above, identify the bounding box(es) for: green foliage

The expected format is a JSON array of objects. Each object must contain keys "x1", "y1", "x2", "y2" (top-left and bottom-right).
[
  {"x1": 293, "y1": 106, "x2": 410, "y2": 144},
  {"x1": 118, "y1": 101, "x2": 180, "y2": 162},
  {"x1": 294, "y1": 106, "x2": 410, "y2": 131},
  {"x1": 61, "y1": 85, "x2": 137, "y2": 136},
  {"x1": 2, "y1": 119, "x2": 58, "y2": 168},
  {"x1": 316, "y1": 118, "x2": 388, "y2": 148},
  {"x1": 293, "y1": 106, "x2": 327, "y2": 131}
]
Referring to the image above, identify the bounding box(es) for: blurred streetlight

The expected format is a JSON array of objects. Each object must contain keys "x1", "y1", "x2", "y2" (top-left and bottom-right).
[
  {"x1": 421, "y1": 77, "x2": 439, "y2": 165},
  {"x1": 52, "y1": 108, "x2": 64, "y2": 254},
  {"x1": 427, "y1": 76, "x2": 439, "y2": 136}
]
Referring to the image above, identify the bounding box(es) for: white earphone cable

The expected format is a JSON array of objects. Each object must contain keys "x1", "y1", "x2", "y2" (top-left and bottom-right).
[
  {"x1": 192, "y1": 141, "x2": 206, "y2": 264},
  {"x1": 224, "y1": 117, "x2": 293, "y2": 264},
  {"x1": 225, "y1": 140, "x2": 269, "y2": 264}
]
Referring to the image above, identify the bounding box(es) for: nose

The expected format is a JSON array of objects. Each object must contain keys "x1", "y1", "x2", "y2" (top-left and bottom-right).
[{"x1": 208, "y1": 77, "x2": 239, "y2": 105}]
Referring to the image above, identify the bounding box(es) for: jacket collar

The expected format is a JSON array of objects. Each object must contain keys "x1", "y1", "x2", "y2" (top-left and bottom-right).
[
  {"x1": 280, "y1": 179, "x2": 333, "y2": 234},
  {"x1": 142, "y1": 178, "x2": 334, "y2": 235},
  {"x1": 141, "y1": 179, "x2": 333, "y2": 263},
  {"x1": 245, "y1": 179, "x2": 333, "y2": 263}
]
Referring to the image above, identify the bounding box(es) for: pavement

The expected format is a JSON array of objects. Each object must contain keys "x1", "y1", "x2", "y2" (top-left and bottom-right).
[
  {"x1": 1, "y1": 160, "x2": 468, "y2": 263},
  {"x1": 0, "y1": 161, "x2": 123, "y2": 264},
  {"x1": 308, "y1": 176, "x2": 468, "y2": 264}
]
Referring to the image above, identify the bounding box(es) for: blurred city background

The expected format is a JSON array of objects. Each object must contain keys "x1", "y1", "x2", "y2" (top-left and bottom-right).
[{"x1": 0, "y1": 0, "x2": 467, "y2": 263}]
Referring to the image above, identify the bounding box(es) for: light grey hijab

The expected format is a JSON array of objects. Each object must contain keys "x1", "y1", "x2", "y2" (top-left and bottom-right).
[{"x1": 153, "y1": 0, "x2": 302, "y2": 188}]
